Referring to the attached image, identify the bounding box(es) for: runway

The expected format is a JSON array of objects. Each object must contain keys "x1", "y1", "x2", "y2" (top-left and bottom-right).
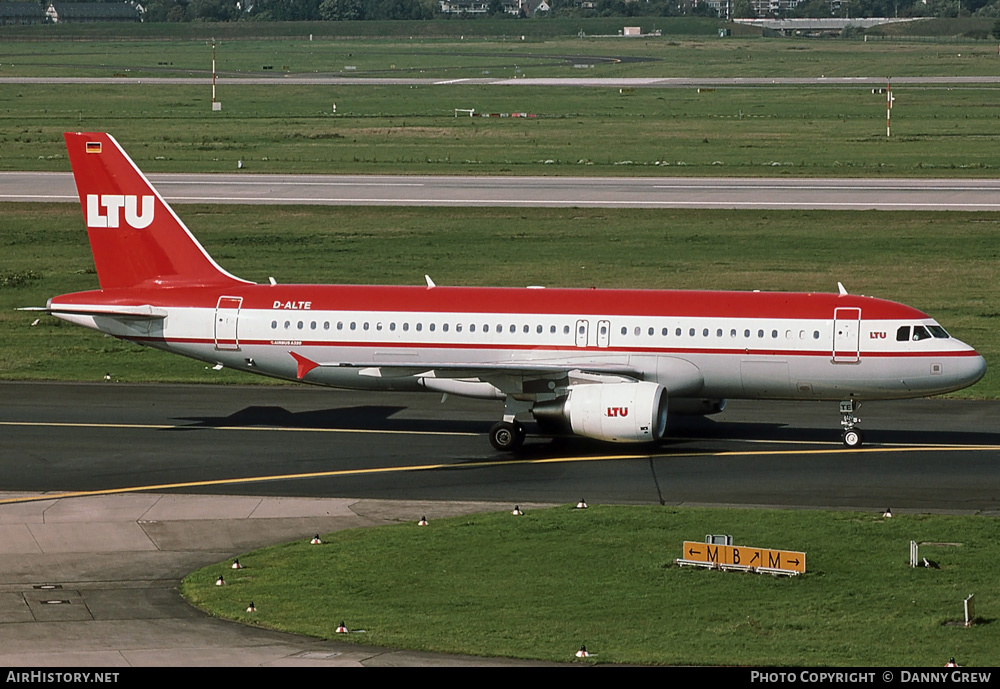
[
  {"x1": 6, "y1": 172, "x2": 1000, "y2": 210},
  {"x1": 3, "y1": 382, "x2": 998, "y2": 512}
]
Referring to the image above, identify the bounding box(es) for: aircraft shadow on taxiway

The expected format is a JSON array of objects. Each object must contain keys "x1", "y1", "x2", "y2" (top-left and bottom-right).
[{"x1": 168, "y1": 404, "x2": 1000, "y2": 458}]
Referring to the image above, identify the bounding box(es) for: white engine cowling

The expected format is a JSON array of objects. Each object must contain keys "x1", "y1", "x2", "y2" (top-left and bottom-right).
[{"x1": 562, "y1": 382, "x2": 668, "y2": 443}]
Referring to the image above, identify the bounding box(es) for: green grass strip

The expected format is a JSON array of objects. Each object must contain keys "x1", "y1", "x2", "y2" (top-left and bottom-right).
[{"x1": 182, "y1": 504, "x2": 1000, "y2": 665}]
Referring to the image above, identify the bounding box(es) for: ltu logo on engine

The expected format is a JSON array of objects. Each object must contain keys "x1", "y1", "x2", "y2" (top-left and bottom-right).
[
  {"x1": 86, "y1": 194, "x2": 154, "y2": 229},
  {"x1": 606, "y1": 407, "x2": 629, "y2": 417}
]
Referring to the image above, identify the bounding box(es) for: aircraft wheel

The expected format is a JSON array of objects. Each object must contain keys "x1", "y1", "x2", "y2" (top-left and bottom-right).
[
  {"x1": 842, "y1": 429, "x2": 864, "y2": 448},
  {"x1": 489, "y1": 421, "x2": 525, "y2": 452}
]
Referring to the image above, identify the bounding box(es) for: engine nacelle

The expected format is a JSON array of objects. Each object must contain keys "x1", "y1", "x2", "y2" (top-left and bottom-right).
[{"x1": 534, "y1": 382, "x2": 668, "y2": 443}]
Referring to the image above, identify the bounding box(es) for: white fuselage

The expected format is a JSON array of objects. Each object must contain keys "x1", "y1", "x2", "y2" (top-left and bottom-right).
[{"x1": 53, "y1": 288, "x2": 986, "y2": 404}]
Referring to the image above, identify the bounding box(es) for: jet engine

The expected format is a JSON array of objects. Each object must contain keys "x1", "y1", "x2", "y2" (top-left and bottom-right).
[{"x1": 532, "y1": 382, "x2": 668, "y2": 443}]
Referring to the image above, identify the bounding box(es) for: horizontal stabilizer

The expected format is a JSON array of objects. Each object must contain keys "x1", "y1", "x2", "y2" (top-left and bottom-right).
[{"x1": 37, "y1": 303, "x2": 167, "y2": 319}]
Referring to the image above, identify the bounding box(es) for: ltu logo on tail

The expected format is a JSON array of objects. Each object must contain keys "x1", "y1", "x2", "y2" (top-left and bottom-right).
[{"x1": 86, "y1": 195, "x2": 154, "y2": 229}]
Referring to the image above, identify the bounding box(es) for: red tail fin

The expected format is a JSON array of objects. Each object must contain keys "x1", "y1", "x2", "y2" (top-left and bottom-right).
[{"x1": 64, "y1": 132, "x2": 250, "y2": 290}]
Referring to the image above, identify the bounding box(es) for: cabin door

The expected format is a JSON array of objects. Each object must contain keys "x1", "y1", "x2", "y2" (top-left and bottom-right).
[
  {"x1": 215, "y1": 296, "x2": 242, "y2": 351},
  {"x1": 832, "y1": 307, "x2": 861, "y2": 363}
]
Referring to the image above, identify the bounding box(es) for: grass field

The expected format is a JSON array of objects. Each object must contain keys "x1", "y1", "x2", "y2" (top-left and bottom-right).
[
  {"x1": 2, "y1": 204, "x2": 996, "y2": 396},
  {"x1": 181, "y1": 504, "x2": 1000, "y2": 665},
  {"x1": 5, "y1": 82, "x2": 1000, "y2": 176},
  {"x1": 4, "y1": 34, "x2": 1000, "y2": 80}
]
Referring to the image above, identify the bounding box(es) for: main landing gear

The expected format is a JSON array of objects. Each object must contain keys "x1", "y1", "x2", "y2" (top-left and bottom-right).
[
  {"x1": 489, "y1": 398, "x2": 532, "y2": 452},
  {"x1": 839, "y1": 400, "x2": 864, "y2": 448},
  {"x1": 489, "y1": 421, "x2": 525, "y2": 452}
]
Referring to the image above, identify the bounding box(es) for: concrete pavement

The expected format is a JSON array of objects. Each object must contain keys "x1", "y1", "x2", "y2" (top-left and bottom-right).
[{"x1": 0, "y1": 493, "x2": 556, "y2": 667}]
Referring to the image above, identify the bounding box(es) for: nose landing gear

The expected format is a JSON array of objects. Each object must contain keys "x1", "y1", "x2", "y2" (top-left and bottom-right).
[{"x1": 840, "y1": 400, "x2": 863, "y2": 448}]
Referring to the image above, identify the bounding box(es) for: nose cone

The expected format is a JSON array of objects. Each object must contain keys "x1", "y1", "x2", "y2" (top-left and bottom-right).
[
  {"x1": 963, "y1": 353, "x2": 987, "y2": 389},
  {"x1": 943, "y1": 348, "x2": 987, "y2": 394}
]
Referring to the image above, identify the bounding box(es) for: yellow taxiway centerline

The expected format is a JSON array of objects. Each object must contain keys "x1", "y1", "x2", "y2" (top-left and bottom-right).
[{"x1": 0, "y1": 434, "x2": 997, "y2": 505}]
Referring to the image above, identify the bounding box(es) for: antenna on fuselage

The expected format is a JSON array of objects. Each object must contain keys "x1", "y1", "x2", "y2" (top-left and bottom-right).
[{"x1": 837, "y1": 282, "x2": 849, "y2": 296}]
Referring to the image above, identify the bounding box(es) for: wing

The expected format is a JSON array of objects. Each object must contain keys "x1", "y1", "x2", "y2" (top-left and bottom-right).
[{"x1": 287, "y1": 352, "x2": 704, "y2": 399}]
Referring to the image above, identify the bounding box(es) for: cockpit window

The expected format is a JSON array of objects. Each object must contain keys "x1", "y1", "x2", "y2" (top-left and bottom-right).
[
  {"x1": 896, "y1": 326, "x2": 910, "y2": 342},
  {"x1": 928, "y1": 325, "x2": 950, "y2": 339},
  {"x1": 911, "y1": 325, "x2": 932, "y2": 341}
]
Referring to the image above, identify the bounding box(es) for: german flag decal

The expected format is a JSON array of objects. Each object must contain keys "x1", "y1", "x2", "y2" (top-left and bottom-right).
[{"x1": 86, "y1": 141, "x2": 102, "y2": 154}]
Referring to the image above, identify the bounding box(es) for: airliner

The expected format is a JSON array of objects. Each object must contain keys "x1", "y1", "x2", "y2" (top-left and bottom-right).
[{"x1": 38, "y1": 132, "x2": 986, "y2": 451}]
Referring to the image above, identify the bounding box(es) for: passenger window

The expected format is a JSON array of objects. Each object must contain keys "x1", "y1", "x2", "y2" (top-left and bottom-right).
[
  {"x1": 896, "y1": 326, "x2": 910, "y2": 342},
  {"x1": 271, "y1": 321, "x2": 277, "y2": 329}
]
